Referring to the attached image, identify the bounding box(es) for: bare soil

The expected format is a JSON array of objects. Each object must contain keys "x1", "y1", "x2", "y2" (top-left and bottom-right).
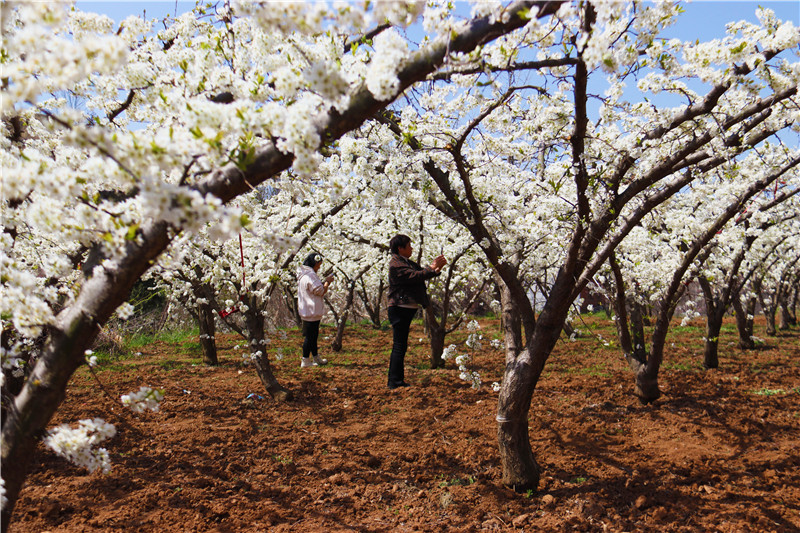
[{"x1": 10, "y1": 317, "x2": 800, "y2": 532}]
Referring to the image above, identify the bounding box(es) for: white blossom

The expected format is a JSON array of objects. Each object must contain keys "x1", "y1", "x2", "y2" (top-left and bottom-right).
[
  {"x1": 44, "y1": 418, "x2": 116, "y2": 473},
  {"x1": 120, "y1": 387, "x2": 164, "y2": 414}
]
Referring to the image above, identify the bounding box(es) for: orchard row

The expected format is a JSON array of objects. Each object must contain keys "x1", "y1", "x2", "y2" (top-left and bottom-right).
[{"x1": 2, "y1": 1, "x2": 798, "y2": 527}]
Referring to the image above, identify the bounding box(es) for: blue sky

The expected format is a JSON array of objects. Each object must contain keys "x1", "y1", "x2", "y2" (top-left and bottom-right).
[
  {"x1": 77, "y1": 1, "x2": 799, "y2": 39},
  {"x1": 72, "y1": 1, "x2": 799, "y2": 130}
]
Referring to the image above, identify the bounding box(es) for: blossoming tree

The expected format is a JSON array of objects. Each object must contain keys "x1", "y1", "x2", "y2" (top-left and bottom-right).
[
  {"x1": 0, "y1": 0, "x2": 566, "y2": 524},
  {"x1": 356, "y1": 2, "x2": 799, "y2": 490}
]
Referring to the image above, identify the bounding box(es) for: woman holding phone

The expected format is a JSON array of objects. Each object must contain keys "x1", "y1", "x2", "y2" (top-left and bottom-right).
[
  {"x1": 386, "y1": 234, "x2": 447, "y2": 389},
  {"x1": 297, "y1": 252, "x2": 334, "y2": 368}
]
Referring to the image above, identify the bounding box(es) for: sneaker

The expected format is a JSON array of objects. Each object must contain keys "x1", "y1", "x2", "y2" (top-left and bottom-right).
[
  {"x1": 313, "y1": 355, "x2": 328, "y2": 366},
  {"x1": 300, "y1": 357, "x2": 315, "y2": 368}
]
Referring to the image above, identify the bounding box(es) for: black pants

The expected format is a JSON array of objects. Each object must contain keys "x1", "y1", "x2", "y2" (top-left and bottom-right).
[
  {"x1": 302, "y1": 320, "x2": 320, "y2": 359},
  {"x1": 387, "y1": 306, "x2": 417, "y2": 386}
]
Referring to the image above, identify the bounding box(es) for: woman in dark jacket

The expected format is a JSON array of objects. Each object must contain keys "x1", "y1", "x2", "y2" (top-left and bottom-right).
[{"x1": 386, "y1": 234, "x2": 447, "y2": 389}]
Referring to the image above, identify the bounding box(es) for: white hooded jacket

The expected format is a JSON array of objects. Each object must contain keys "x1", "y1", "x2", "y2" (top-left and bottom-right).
[{"x1": 297, "y1": 265, "x2": 326, "y2": 321}]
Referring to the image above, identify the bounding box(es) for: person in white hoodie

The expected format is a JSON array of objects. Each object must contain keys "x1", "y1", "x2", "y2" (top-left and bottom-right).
[{"x1": 297, "y1": 252, "x2": 333, "y2": 368}]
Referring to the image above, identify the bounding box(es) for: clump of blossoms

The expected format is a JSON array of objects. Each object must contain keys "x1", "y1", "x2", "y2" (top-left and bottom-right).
[
  {"x1": 366, "y1": 28, "x2": 409, "y2": 101},
  {"x1": 120, "y1": 386, "x2": 164, "y2": 414},
  {"x1": 241, "y1": 350, "x2": 260, "y2": 364},
  {"x1": 1, "y1": 345, "x2": 26, "y2": 386},
  {"x1": 442, "y1": 320, "x2": 486, "y2": 389},
  {"x1": 43, "y1": 418, "x2": 116, "y2": 474}
]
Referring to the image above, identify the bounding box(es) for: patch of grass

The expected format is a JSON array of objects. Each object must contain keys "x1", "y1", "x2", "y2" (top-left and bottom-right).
[
  {"x1": 91, "y1": 350, "x2": 118, "y2": 365},
  {"x1": 663, "y1": 361, "x2": 700, "y2": 372},
  {"x1": 569, "y1": 476, "x2": 588, "y2": 484},
  {"x1": 749, "y1": 362, "x2": 778, "y2": 374},
  {"x1": 182, "y1": 341, "x2": 202, "y2": 355},
  {"x1": 95, "y1": 362, "x2": 149, "y2": 373},
  {"x1": 127, "y1": 328, "x2": 199, "y2": 348},
  {"x1": 670, "y1": 322, "x2": 704, "y2": 334},
  {"x1": 438, "y1": 476, "x2": 475, "y2": 488},
  {"x1": 126, "y1": 332, "x2": 156, "y2": 349},
  {"x1": 158, "y1": 359, "x2": 186, "y2": 370},
  {"x1": 751, "y1": 388, "x2": 786, "y2": 396},
  {"x1": 577, "y1": 363, "x2": 610, "y2": 377},
  {"x1": 272, "y1": 454, "x2": 293, "y2": 464}
]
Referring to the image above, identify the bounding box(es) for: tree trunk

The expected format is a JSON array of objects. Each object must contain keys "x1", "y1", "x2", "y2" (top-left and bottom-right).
[
  {"x1": 732, "y1": 295, "x2": 757, "y2": 349},
  {"x1": 358, "y1": 278, "x2": 384, "y2": 329},
  {"x1": 698, "y1": 277, "x2": 723, "y2": 370},
  {"x1": 1, "y1": 314, "x2": 101, "y2": 529},
  {"x1": 496, "y1": 346, "x2": 540, "y2": 491},
  {"x1": 242, "y1": 295, "x2": 291, "y2": 401},
  {"x1": 608, "y1": 256, "x2": 650, "y2": 375},
  {"x1": 634, "y1": 364, "x2": 661, "y2": 402},
  {"x1": 197, "y1": 298, "x2": 218, "y2": 365},
  {"x1": 638, "y1": 304, "x2": 671, "y2": 404},
  {"x1": 429, "y1": 323, "x2": 446, "y2": 369},
  {"x1": 763, "y1": 303, "x2": 777, "y2": 336},
  {"x1": 328, "y1": 274, "x2": 363, "y2": 352},
  {"x1": 629, "y1": 302, "x2": 647, "y2": 357},
  {"x1": 779, "y1": 299, "x2": 791, "y2": 330},
  {"x1": 703, "y1": 310, "x2": 724, "y2": 369},
  {"x1": 495, "y1": 265, "x2": 569, "y2": 492},
  {"x1": 282, "y1": 285, "x2": 302, "y2": 328},
  {"x1": 331, "y1": 316, "x2": 347, "y2": 352}
]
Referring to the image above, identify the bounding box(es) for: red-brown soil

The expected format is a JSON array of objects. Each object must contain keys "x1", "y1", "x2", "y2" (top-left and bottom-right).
[{"x1": 9, "y1": 317, "x2": 800, "y2": 532}]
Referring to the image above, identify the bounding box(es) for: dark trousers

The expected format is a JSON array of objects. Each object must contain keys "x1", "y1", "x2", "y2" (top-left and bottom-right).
[
  {"x1": 387, "y1": 306, "x2": 417, "y2": 386},
  {"x1": 302, "y1": 320, "x2": 320, "y2": 358}
]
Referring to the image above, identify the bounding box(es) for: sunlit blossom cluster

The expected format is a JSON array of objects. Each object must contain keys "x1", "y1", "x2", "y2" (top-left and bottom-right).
[
  {"x1": 43, "y1": 418, "x2": 117, "y2": 474},
  {"x1": 120, "y1": 387, "x2": 165, "y2": 414},
  {"x1": 441, "y1": 319, "x2": 491, "y2": 390}
]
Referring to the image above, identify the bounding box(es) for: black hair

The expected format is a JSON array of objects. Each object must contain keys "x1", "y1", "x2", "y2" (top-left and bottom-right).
[
  {"x1": 303, "y1": 253, "x2": 323, "y2": 267},
  {"x1": 389, "y1": 234, "x2": 411, "y2": 254}
]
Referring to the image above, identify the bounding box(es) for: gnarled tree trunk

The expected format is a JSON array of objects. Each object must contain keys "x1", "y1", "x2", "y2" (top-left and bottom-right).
[
  {"x1": 732, "y1": 293, "x2": 757, "y2": 349},
  {"x1": 192, "y1": 282, "x2": 218, "y2": 365},
  {"x1": 426, "y1": 310, "x2": 446, "y2": 369},
  {"x1": 358, "y1": 278, "x2": 384, "y2": 329},
  {"x1": 242, "y1": 294, "x2": 291, "y2": 401}
]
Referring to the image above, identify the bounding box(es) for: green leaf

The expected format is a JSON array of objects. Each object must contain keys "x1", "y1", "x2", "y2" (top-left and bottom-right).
[
  {"x1": 730, "y1": 41, "x2": 747, "y2": 54},
  {"x1": 150, "y1": 140, "x2": 166, "y2": 154},
  {"x1": 126, "y1": 224, "x2": 139, "y2": 241}
]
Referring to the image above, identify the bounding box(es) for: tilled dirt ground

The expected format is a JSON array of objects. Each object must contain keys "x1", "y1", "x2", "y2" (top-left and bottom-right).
[{"x1": 9, "y1": 317, "x2": 800, "y2": 532}]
